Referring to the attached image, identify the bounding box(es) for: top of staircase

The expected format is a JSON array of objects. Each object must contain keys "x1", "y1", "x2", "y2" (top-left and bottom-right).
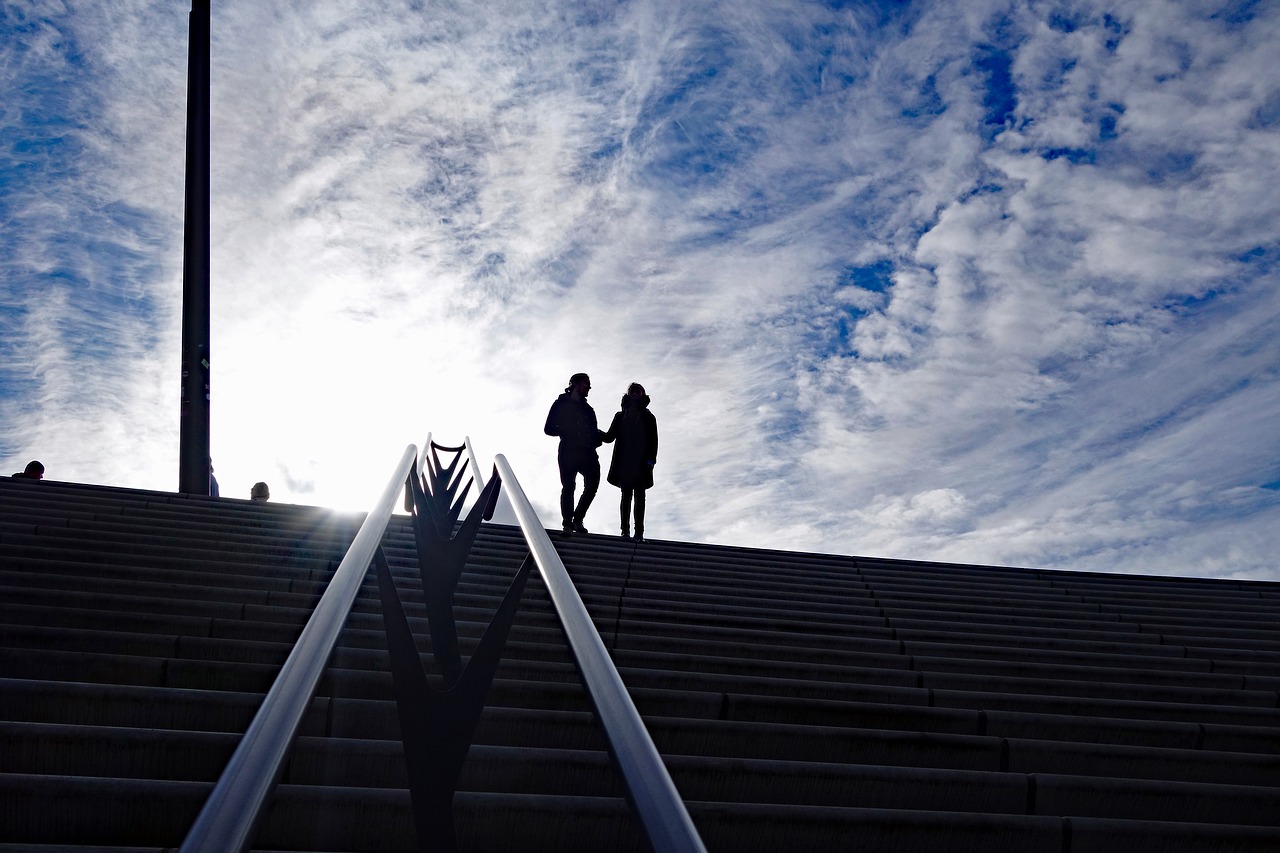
[{"x1": 2, "y1": 475, "x2": 1279, "y2": 852}]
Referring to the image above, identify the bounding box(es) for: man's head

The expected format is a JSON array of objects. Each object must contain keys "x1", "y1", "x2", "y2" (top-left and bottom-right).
[
  {"x1": 22, "y1": 461, "x2": 44, "y2": 480},
  {"x1": 568, "y1": 373, "x2": 591, "y2": 398},
  {"x1": 627, "y1": 383, "x2": 646, "y2": 399}
]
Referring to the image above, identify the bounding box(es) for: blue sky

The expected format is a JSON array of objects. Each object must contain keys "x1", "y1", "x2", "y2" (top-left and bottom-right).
[{"x1": 3, "y1": 0, "x2": 1279, "y2": 579}]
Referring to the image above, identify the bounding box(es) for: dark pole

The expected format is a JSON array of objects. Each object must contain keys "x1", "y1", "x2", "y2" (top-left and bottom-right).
[{"x1": 179, "y1": 0, "x2": 211, "y2": 494}]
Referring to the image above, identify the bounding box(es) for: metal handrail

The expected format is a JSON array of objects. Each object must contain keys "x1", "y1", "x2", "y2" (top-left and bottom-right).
[
  {"x1": 464, "y1": 435, "x2": 485, "y2": 491},
  {"x1": 494, "y1": 454, "x2": 707, "y2": 853},
  {"x1": 179, "y1": 444, "x2": 419, "y2": 853}
]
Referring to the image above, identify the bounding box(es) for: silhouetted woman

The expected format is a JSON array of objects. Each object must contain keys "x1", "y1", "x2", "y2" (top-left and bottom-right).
[{"x1": 604, "y1": 383, "x2": 658, "y2": 542}]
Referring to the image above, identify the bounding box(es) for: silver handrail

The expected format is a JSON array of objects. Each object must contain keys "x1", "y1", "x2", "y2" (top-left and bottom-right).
[
  {"x1": 494, "y1": 454, "x2": 707, "y2": 853},
  {"x1": 180, "y1": 444, "x2": 419, "y2": 853},
  {"x1": 464, "y1": 435, "x2": 485, "y2": 491}
]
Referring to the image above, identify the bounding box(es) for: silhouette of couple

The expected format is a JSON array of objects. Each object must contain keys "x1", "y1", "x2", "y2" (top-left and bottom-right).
[{"x1": 544, "y1": 373, "x2": 658, "y2": 542}]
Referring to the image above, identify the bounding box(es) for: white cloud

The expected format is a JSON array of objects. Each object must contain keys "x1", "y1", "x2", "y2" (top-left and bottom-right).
[{"x1": 4, "y1": 0, "x2": 1279, "y2": 581}]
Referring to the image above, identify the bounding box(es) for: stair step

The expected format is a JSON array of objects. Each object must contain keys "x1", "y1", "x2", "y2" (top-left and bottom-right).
[{"x1": 4, "y1": 774, "x2": 1279, "y2": 852}]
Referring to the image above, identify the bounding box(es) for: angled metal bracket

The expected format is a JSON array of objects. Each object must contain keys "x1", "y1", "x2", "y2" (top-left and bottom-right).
[
  {"x1": 405, "y1": 458, "x2": 502, "y2": 686},
  {"x1": 420, "y1": 441, "x2": 474, "y2": 535},
  {"x1": 375, "y1": 441, "x2": 532, "y2": 852}
]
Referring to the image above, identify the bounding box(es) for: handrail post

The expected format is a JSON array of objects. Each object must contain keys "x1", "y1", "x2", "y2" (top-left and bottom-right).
[
  {"x1": 179, "y1": 444, "x2": 419, "y2": 853},
  {"x1": 494, "y1": 454, "x2": 707, "y2": 853}
]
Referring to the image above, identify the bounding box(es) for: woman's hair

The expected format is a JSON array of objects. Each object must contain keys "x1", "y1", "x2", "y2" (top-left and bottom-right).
[{"x1": 627, "y1": 382, "x2": 645, "y2": 396}]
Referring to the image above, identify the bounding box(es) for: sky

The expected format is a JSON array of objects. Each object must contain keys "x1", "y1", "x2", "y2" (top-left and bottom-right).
[{"x1": 3, "y1": 0, "x2": 1279, "y2": 581}]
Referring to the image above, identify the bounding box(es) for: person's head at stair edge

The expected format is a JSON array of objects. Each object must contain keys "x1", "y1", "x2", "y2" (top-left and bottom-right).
[{"x1": 11, "y1": 460, "x2": 44, "y2": 480}]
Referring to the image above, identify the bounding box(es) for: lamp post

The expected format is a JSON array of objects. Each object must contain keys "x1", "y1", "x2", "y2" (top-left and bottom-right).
[{"x1": 178, "y1": 0, "x2": 211, "y2": 495}]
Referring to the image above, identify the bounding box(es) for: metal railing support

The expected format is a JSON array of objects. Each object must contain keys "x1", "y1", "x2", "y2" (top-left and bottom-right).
[
  {"x1": 494, "y1": 454, "x2": 708, "y2": 853},
  {"x1": 403, "y1": 454, "x2": 501, "y2": 687},
  {"x1": 179, "y1": 444, "x2": 419, "y2": 853},
  {"x1": 377, "y1": 442, "x2": 531, "y2": 851},
  {"x1": 377, "y1": 547, "x2": 534, "y2": 851}
]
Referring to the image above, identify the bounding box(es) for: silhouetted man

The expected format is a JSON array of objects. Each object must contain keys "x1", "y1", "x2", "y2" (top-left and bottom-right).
[{"x1": 544, "y1": 373, "x2": 608, "y2": 535}]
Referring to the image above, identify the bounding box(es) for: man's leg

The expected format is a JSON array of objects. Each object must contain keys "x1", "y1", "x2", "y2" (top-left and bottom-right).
[
  {"x1": 572, "y1": 453, "x2": 600, "y2": 531},
  {"x1": 557, "y1": 448, "x2": 577, "y2": 531}
]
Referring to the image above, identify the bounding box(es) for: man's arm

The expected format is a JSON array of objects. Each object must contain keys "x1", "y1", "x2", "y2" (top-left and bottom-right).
[{"x1": 544, "y1": 400, "x2": 561, "y2": 436}]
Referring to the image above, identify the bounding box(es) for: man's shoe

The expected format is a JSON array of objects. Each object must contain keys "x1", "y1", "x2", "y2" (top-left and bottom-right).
[
  {"x1": 572, "y1": 521, "x2": 589, "y2": 534},
  {"x1": 561, "y1": 524, "x2": 573, "y2": 537}
]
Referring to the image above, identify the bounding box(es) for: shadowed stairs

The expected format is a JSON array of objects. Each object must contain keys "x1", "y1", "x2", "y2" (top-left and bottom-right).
[{"x1": 2, "y1": 477, "x2": 1280, "y2": 852}]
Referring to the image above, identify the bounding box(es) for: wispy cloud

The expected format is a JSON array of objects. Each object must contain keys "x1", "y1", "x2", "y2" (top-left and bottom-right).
[
  {"x1": 3, "y1": 0, "x2": 1278, "y2": 579},
  {"x1": 1, "y1": 1, "x2": 186, "y2": 483}
]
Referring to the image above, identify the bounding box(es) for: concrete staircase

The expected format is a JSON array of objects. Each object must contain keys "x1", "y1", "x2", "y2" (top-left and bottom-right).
[{"x1": 3, "y1": 476, "x2": 1280, "y2": 852}]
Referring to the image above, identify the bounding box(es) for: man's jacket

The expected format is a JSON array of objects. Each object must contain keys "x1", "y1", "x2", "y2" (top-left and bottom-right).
[{"x1": 544, "y1": 393, "x2": 603, "y2": 450}]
